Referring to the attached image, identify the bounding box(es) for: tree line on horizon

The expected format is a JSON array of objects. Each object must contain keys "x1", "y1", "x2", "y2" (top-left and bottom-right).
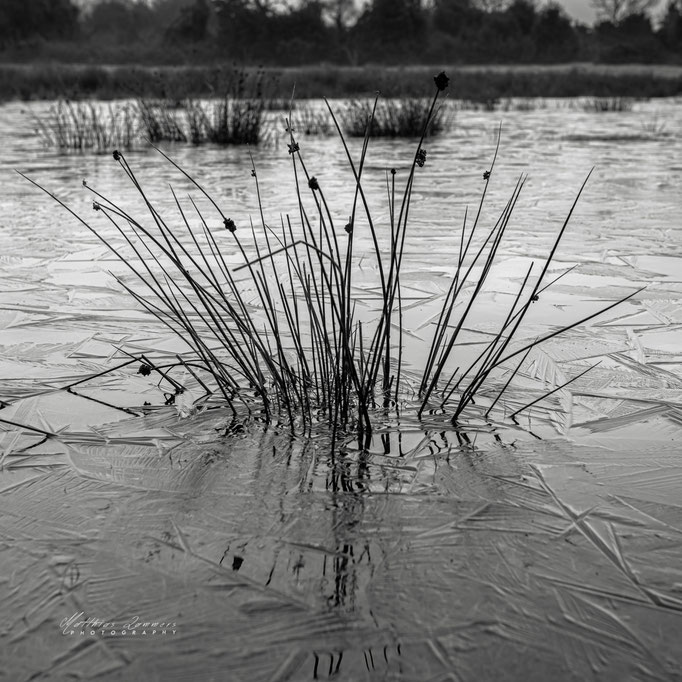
[{"x1": 1, "y1": 0, "x2": 681, "y2": 64}]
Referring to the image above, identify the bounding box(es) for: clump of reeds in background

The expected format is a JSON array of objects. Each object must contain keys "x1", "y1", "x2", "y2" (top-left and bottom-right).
[
  {"x1": 287, "y1": 102, "x2": 333, "y2": 136},
  {"x1": 34, "y1": 67, "x2": 275, "y2": 150},
  {"x1": 184, "y1": 96, "x2": 264, "y2": 145},
  {"x1": 25, "y1": 72, "x2": 639, "y2": 443},
  {"x1": 581, "y1": 96, "x2": 635, "y2": 112},
  {"x1": 184, "y1": 67, "x2": 270, "y2": 145},
  {"x1": 340, "y1": 97, "x2": 450, "y2": 137},
  {"x1": 34, "y1": 100, "x2": 138, "y2": 151},
  {"x1": 136, "y1": 98, "x2": 187, "y2": 143}
]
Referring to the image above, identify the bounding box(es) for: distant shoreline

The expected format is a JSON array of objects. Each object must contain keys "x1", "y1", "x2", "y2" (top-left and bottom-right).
[{"x1": 2, "y1": 62, "x2": 681, "y2": 102}]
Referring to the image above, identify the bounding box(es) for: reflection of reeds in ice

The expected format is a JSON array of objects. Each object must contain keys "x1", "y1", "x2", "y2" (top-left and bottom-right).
[{"x1": 24, "y1": 72, "x2": 641, "y2": 441}]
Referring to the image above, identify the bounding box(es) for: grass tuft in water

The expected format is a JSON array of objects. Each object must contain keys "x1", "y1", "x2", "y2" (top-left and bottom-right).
[
  {"x1": 340, "y1": 97, "x2": 450, "y2": 138},
  {"x1": 582, "y1": 96, "x2": 634, "y2": 112},
  {"x1": 184, "y1": 67, "x2": 270, "y2": 146},
  {"x1": 136, "y1": 99, "x2": 188, "y2": 143},
  {"x1": 185, "y1": 96, "x2": 266, "y2": 145},
  {"x1": 24, "y1": 71, "x2": 640, "y2": 441},
  {"x1": 287, "y1": 102, "x2": 333, "y2": 136},
  {"x1": 35, "y1": 67, "x2": 273, "y2": 150},
  {"x1": 34, "y1": 100, "x2": 139, "y2": 151}
]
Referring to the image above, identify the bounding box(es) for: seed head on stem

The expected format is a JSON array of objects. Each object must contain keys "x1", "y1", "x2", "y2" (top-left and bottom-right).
[{"x1": 434, "y1": 72, "x2": 450, "y2": 92}]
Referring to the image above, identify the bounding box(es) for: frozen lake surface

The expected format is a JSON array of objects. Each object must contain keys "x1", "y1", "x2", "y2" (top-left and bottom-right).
[{"x1": 1, "y1": 97, "x2": 682, "y2": 680}]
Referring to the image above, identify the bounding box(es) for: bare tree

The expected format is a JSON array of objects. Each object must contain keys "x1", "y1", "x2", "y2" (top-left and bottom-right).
[{"x1": 591, "y1": 0, "x2": 659, "y2": 23}]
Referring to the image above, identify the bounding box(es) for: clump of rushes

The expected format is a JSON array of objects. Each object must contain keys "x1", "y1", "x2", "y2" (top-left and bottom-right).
[
  {"x1": 581, "y1": 97, "x2": 634, "y2": 113},
  {"x1": 136, "y1": 99, "x2": 187, "y2": 143},
  {"x1": 138, "y1": 69, "x2": 270, "y2": 146},
  {"x1": 23, "y1": 71, "x2": 640, "y2": 443},
  {"x1": 193, "y1": 68, "x2": 269, "y2": 145},
  {"x1": 288, "y1": 103, "x2": 333, "y2": 136},
  {"x1": 340, "y1": 96, "x2": 450, "y2": 138},
  {"x1": 185, "y1": 95, "x2": 265, "y2": 145},
  {"x1": 34, "y1": 100, "x2": 139, "y2": 152}
]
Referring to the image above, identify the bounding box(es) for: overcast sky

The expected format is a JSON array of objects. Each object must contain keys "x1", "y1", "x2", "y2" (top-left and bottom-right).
[{"x1": 559, "y1": 0, "x2": 597, "y2": 23}]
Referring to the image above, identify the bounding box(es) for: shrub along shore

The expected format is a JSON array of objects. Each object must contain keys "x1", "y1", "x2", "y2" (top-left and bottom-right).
[{"x1": 2, "y1": 62, "x2": 682, "y2": 102}]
